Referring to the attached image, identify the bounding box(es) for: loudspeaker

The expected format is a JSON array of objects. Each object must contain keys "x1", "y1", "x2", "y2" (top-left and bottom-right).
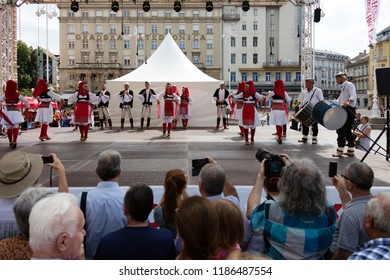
[
  {"x1": 376, "y1": 67, "x2": 390, "y2": 96},
  {"x1": 314, "y1": 8, "x2": 321, "y2": 23}
]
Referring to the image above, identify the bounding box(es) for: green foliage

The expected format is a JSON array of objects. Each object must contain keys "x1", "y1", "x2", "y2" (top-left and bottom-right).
[{"x1": 17, "y1": 40, "x2": 39, "y2": 93}]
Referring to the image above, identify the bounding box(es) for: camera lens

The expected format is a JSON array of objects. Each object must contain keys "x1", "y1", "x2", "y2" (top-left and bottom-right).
[{"x1": 255, "y1": 148, "x2": 270, "y2": 162}]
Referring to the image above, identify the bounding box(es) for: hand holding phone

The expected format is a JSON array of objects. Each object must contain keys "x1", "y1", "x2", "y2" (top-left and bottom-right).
[
  {"x1": 328, "y1": 162, "x2": 338, "y2": 177},
  {"x1": 191, "y1": 158, "x2": 209, "y2": 176}
]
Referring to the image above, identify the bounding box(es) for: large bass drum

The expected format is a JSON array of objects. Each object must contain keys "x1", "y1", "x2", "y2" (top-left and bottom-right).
[
  {"x1": 312, "y1": 100, "x2": 347, "y2": 130},
  {"x1": 295, "y1": 102, "x2": 315, "y2": 127}
]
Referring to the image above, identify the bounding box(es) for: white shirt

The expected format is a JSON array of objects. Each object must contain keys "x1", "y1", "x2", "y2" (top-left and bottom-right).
[
  {"x1": 336, "y1": 80, "x2": 357, "y2": 108},
  {"x1": 301, "y1": 87, "x2": 324, "y2": 106}
]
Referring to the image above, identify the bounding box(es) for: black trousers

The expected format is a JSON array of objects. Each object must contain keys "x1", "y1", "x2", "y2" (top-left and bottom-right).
[
  {"x1": 336, "y1": 106, "x2": 356, "y2": 148},
  {"x1": 302, "y1": 122, "x2": 318, "y2": 137}
]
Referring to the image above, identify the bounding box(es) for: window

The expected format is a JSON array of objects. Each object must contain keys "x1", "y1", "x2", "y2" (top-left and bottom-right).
[
  {"x1": 253, "y1": 53, "x2": 258, "y2": 64},
  {"x1": 82, "y1": 38, "x2": 88, "y2": 49},
  {"x1": 206, "y1": 40, "x2": 213, "y2": 49},
  {"x1": 179, "y1": 11, "x2": 185, "y2": 17},
  {"x1": 253, "y1": 8, "x2": 258, "y2": 16},
  {"x1": 109, "y1": 24, "x2": 116, "y2": 34},
  {"x1": 151, "y1": 40, "x2": 158, "y2": 49},
  {"x1": 193, "y1": 24, "x2": 200, "y2": 34},
  {"x1": 242, "y1": 54, "x2": 247, "y2": 64},
  {"x1": 165, "y1": 10, "x2": 171, "y2": 17},
  {"x1": 82, "y1": 11, "x2": 89, "y2": 17},
  {"x1": 110, "y1": 11, "x2": 116, "y2": 17},
  {"x1": 206, "y1": 55, "x2": 213, "y2": 66},
  {"x1": 270, "y1": 9, "x2": 275, "y2": 16},
  {"x1": 252, "y1": 72, "x2": 259, "y2": 82},
  {"x1": 123, "y1": 10, "x2": 130, "y2": 17},
  {"x1": 192, "y1": 55, "x2": 200, "y2": 64},
  {"x1": 266, "y1": 72, "x2": 271, "y2": 82},
  {"x1": 69, "y1": 74, "x2": 75, "y2": 80},
  {"x1": 110, "y1": 39, "x2": 117, "y2": 49},
  {"x1": 179, "y1": 24, "x2": 185, "y2": 34},
  {"x1": 137, "y1": 58, "x2": 144, "y2": 66},
  {"x1": 242, "y1": 72, "x2": 247, "y2": 81},
  {"x1": 138, "y1": 39, "x2": 144, "y2": 49},
  {"x1": 96, "y1": 57, "x2": 102, "y2": 64},
  {"x1": 242, "y1": 22, "x2": 247, "y2": 31},
  {"x1": 253, "y1": 37, "x2": 258, "y2": 47},
  {"x1": 110, "y1": 56, "x2": 117, "y2": 63},
  {"x1": 242, "y1": 37, "x2": 247, "y2": 47},
  {"x1": 151, "y1": 24, "x2": 158, "y2": 33},
  {"x1": 96, "y1": 39, "x2": 103, "y2": 49},
  {"x1": 124, "y1": 58, "x2": 131, "y2": 66},
  {"x1": 68, "y1": 57, "x2": 75, "y2": 66},
  {"x1": 295, "y1": 72, "x2": 301, "y2": 82},
  {"x1": 68, "y1": 40, "x2": 75, "y2": 49},
  {"x1": 68, "y1": 11, "x2": 74, "y2": 17},
  {"x1": 231, "y1": 37, "x2": 236, "y2": 47},
  {"x1": 179, "y1": 40, "x2": 185, "y2": 49},
  {"x1": 123, "y1": 25, "x2": 131, "y2": 35},
  {"x1": 231, "y1": 53, "x2": 236, "y2": 64},
  {"x1": 96, "y1": 10, "x2": 103, "y2": 17},
  {"x1": 138, "y1": 25, "x2": 145, "y2": 34},
  {"x1": 137, "y1": 11, "x2": 144, "y2": 18},
  {"x1": 96, "y1": 24, "x2": 103, "y2": 34},
  {"x1": 151, "y1": 11, "x2": 158, "y2": 17},
  {"x1": 230, "y1": 71, "x2": 236, "y2": 83},
  {"x1": 276, "y1": 72, "x2": 281, "y2": 80},
  {"x1": 206, "y1": 24, "x2": 213, "y2": 34},
  {"x1": 164, "y1": 25, "x2": 172, "y2": 35},
  {"x1": 123, "y1": 40, "x2": 131, "y2": 49},
  {"x1": 67, "y1": 24, "x2": 75, "y2": 34},
  {"x1": 192, "y1": 11, "x2": 199, "y2": 17},
  {"x1": 82, "y1": 24, "x2": 88, "y2": 34},
  {"x1": 81, "y1": 56, "x2": 89, "y2": 63},
  {"x1": 253, "y1": 22, "x2": 258, "y2": 31},
  {"x1": 192, "y1": 40, "x2": 200, "y2": 49}
]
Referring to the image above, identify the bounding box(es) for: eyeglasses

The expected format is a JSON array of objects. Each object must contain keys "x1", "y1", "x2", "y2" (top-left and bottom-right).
[{"x1": 341, "y1": 174, "x2": 357, "y2": 185}]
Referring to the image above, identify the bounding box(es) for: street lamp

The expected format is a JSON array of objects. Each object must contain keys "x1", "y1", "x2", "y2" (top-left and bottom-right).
[{"x1": 36, "y1": 4, "x2": 58, "y2": 84}]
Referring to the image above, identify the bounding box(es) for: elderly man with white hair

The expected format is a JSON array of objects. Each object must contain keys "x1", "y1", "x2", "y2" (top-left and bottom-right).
[{"x1": 29, "y1": 193, "x2": 85, "y2": 260}]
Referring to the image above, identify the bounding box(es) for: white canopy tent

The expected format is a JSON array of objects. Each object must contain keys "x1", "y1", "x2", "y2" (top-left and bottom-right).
[{"x1": 106, "y1": 33, "x2": 222, "y2": 127}]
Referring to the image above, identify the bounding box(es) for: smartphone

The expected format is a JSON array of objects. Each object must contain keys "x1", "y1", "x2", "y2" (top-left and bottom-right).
[
  {"x1": 42, "y1": 155, "x2": 54, "y2": 164},
  {"x1": 328, "y1": 162, "x2": 338, "y2": 177},
  {"x1": 191, "y1": 158, "x2": 209, "y2": 176}
]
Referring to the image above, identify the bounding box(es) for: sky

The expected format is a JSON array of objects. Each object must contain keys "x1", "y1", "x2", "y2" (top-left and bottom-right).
[{"x1": 17, "y1": 0, "x2": 390, "y2": 58}]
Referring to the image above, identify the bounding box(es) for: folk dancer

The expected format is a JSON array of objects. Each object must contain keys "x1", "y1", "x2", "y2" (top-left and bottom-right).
[
  {"x1": 298, "y1": 78, "x2": 324, "y2": 144},
  {"x1": 233, "y1": 81, "x2": 246, "y2": 137},
  {"x1": 179, "y1": 86, "x2": 193, "y2": 128},
  {"x1": 332, "y1": 72, "x2": 357, "y2": 157},
  {"x1": 68, "y1": 82, "x2": 99, "y2": 141},
  {"x1": 170, "y1": 84, "x2": 180, "y2": 129},
  {"x1": 32, "y1": 79, "x2": 62, "y2": 141},
  {"x1": 138, "y1": 81, "x2": 157, "y2": 130},
  {"x1": 157, "y1": 83, "x2": 180, "y2": 137},
  {"x1": 213, "y1": 82, "x2": 229, "y2": 130},
  {"x1": 118, "y1": 82, "x2": 134, "y2": 129},
  {"x1": 96, "y1": 84, "x2": 112, "y2": 130},
  {"x1": 265, "y1": 80, "x2": 291, "y2": 144},
  {"x1": 234, "y1": 81, "x2": 262, "y2": 145},
  {"x1": 0, "y1": 80, "x2": 30, "y2": 148}
]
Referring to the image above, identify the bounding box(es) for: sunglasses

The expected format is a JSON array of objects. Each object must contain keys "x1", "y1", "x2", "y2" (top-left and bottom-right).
[{"x1": 341, "y1": 174, "x2": 357, "y2": 185}]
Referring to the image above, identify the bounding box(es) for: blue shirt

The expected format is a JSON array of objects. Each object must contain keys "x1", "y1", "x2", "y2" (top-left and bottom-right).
[
  {"x1": 206, "y1": 193, "x2": 240, "y2": 208},
  {"x1": 77, "y1": 181, "x2": 127, "y2": 260},
  {"x1": 349, "y1": 238, "x2": 390, "y2": 260}
]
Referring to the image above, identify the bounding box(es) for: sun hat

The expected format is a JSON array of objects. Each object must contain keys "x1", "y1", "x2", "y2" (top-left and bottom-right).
[
  {"x1": 335, "y1": 72, "x2": 348, "y2": 79},
  {"x1": 0, "y1": 151, "x2": 44, "y2": 198}
]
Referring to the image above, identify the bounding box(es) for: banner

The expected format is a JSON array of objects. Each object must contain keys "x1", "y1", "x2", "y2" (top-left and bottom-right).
[{"x1": 365, "y1": 0, "x2": 381, "y2": 44}]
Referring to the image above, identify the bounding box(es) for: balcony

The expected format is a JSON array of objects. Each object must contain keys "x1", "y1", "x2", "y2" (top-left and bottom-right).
[
  {"x1": 262, "y1": 61, "x2": 300, "y2": 68},
  {"x1": 222, "y1": 14, "x2": 240, "y2": 21},
  {"x1": 75, "y1": 62, "x2": 121, "y2": 68},
  {"x1": 376, "y1": 56, "x2": 388, "y2": 62}
]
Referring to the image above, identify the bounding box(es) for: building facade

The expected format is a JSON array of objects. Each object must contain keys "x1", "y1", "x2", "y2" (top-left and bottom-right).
[{"x1": 346, "y1": 50, "x2": 369, "y2": 109}]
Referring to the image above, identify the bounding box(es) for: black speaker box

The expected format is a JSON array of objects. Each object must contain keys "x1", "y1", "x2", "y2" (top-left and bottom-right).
[
  {"x1": 314, "y1": 8, "x2": 321, "y2": 23},
  {"x1": 376, "y1": 67, "x2": 390, "y2": 96}
]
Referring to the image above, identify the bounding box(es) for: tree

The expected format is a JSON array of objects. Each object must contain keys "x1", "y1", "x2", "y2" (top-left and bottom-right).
[{"x1": 17, "y1": 40, "x2": 38, "y2": 95}]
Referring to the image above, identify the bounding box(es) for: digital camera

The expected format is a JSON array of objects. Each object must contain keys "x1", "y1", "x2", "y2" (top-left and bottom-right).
[{"x1": 255, "y1": 148, "x2": 285, "y2": 178}]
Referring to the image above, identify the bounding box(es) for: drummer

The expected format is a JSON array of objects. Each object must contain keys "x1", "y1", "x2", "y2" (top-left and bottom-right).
[
  {"x1": 332, "y1": 72, "x2": 357, "y2": 157},
  {"x1": 298, "y1": 78, "x2": 324, "y2": 144}
]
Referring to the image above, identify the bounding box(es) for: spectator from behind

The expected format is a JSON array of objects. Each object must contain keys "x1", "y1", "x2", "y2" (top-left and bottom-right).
[
  {"x1": 176, "y1": 196, "x2": 218, "y2": 260},
  {"x1": 77, "y1": 149, "x2": 126, "y2": 259},
  {"x1": 330, "y1": 161, "x2": 374, "y2": 260},
  {"x1": 198, "y1": 157, "x2": 239, "y2": 207},
  {"x1": 211, "y1": 199, "x2": 243, "y2": 260},
  {"x1": 0, "y1": 151, "x2": 68, "y2": 240},
  {"x1": 154, "y1": 169, "x2": 188, "y2": 238},
  {"x1": 248, "y1": 157, "x2": 336, "y2": 259},
  {"x1": 29, "y1": 193, "x2": 85, "y2": 260},
  {"x1": 94, "y1": 184, "x2": 175, "y2": 260},
  {"x1": 349, "y1": 192, "x2": 390, "y2": 260},
  {"x1": 0, "y1": 187, "x2": 52, "y2": 259}
]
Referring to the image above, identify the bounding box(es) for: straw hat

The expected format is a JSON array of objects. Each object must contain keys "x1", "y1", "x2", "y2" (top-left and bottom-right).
[{"x1": 0, "y1": 151, "x2": 43, "y2": 198}]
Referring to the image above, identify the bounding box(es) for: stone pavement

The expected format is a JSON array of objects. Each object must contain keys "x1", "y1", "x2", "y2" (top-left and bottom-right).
[{"x1": 1, "y1": 120, "x2": 389, "y2": 188}]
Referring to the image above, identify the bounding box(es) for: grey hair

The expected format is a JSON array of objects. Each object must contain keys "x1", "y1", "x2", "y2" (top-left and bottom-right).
[
  {"x1": 96, "y1": 149, "x2": 122, "y2": 181},
  {"x1": 13, "y1": 186, "x2": 53, "y2": 235},
  {"x1": 366, "y1": 192, "x2": 390, "y2": 234},
  {"x1": 346, "y1": 161, "x2": 374, "y2": 191},
  {"x1": 199, "y1": 163, "x2": 226, "y2": 196},
  {"x1": 278, "y1": 158, "x2": 326, "y2": 215}
]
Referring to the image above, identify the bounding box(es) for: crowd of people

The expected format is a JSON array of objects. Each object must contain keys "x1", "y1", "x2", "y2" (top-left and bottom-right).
[{"x1": 0, "y1": 146, "x2": 389, "y2": 261}]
